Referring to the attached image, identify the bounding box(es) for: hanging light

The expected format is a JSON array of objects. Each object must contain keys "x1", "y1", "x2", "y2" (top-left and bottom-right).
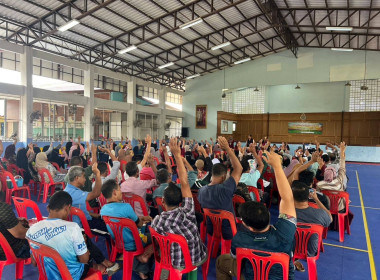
[
  {"x1": 345, "y1": 81, "x2": 351, "y2": 86},
  {"x1": 295, "y1": 84, "x2": 301, "y2": 89},
  {"x1": 361, "y1": 51, "x2": 368, "y2": 90},
  {"x1": 254, "y1": 87, "x2": 259, "y2": 91}
]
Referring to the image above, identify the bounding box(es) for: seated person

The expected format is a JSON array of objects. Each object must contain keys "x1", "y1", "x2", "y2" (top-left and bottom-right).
[
  {"x1": 239, "y1": 143, "x2": 264, "y2": 189},
  {"x1": 198, "y1": 136, "x2": 243, "y2": 240},
  {"x1": 0, "y1": 202, "x2": 30, "y2": 261},
  {"x1": 35, "y1": 152, "x2": 65, "y2": 184},
  {"x1": 64, "y1": 164, "x2": 108, "y2": 235},
  {"x1": 292, "y1": 181, "x2": 332, "y2": 271},
  {"x1": 27, "y1": 191, "x2": 119, "y2": 278},
  {"x1": 91, "y1": 146, "x2": 120, "y2": 189},
  {"x1": 151, "y1": 138, "x2": 207, "y2": 278},
  {"x1": 216, "y1": 150, "x2": 297, "y2": 280},
  {"x1": 100, "y1": 179, "x2": 153, "y2": 279}
]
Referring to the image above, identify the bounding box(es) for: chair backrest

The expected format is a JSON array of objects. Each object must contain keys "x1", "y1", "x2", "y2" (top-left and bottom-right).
[
  {"x1": 232, "y1": 195, "x2": 245, "y2": 217},
  {"x1": 203, "y1": 208, "x2": 237, "y2": 239},
  {"x1": 236, "y1": 248, "x2": 289, "y2": 280},
  {"x1": 102, "y1": 216, "x2": 144, "y2": 255},
  {"x1": 122, "y1": 193, "x2": 149, "y2": 216},
  {"x1": 247, "y1": 186, "x2": 261, "y2": 202},
  {"x1": 308, "y1": 202, "x2": 319, "y2": 209},
  {"x1": 154, "y1": 197, "x2": 166, "y2": 213},
  {"x1": 27, "y1": 238, "x2": 74, "y2": 280},
  {"x1": 67, "y1": 207, "x2": 94, "y2": 238},
  {"x1": 1, "y1": 170, "x2": 22, "y2": 190},
  {"x1": 257, "y1": 179, "x2": 265, "y2": 192},
  {"x1": 153, "y1": 157, "x2": 160, "y2": 165},
  {"x1": 12, "y1": 197, "x2": 43, "y2": 221},
  {"x1": 98, "y1": 193, "x2": 107, "y2": 208},
  {"x1": 37, "y1": 168, "x2": 54, "y2": 184},
  {"x1": 149, "y1": 226, "x2": 195, "y2": 273},
  {"x1": 294, "y1": 223, "x2": 324, "y2": 260},
  {"x1": 321, "y1": 190, "x2": 349, "y2": 215},
  {"x1": 49, "y1": 162, "x2": 60, "y2": 171},
  {"x1": 0, "y1": 232, "x2": 18, "y2": 263}
]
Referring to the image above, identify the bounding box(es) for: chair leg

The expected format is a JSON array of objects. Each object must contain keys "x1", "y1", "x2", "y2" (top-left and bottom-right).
[
  {"x1": 338, "y1": 214, "x2": 345, "y2": 242},
  {"x1": 202, "y1": 236, "x2": 214, "y2": 280},
  {"x1": 42, "y1": 185, "x2": 48, "y2": 204},
  {"x1": 122, "y1": 252, "x2": 134, "y2": 280},
  {"x1": 153, "y1": 264, "x2": 162, "y2": 280},
  {"x1": 15, "y1": 260, "x2": 24, "y2": 279},
  {"x1": 345, "y1": 216, "x2": 351, "y2": 235},
  {"x1": 307, "y1": 258, "x2": 318, "y2": 280},
  {"x1": 37, "y1": 184, "x2": 43, "y2": 202}
]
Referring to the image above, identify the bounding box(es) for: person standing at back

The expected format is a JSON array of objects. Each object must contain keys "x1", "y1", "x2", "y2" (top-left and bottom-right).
[{"x1": 198, "y1": 136, "x2": 243, "y2": 240}]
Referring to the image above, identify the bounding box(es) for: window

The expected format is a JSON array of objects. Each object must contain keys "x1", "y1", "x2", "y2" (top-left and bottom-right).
[
  {"x1": 166, "y1": 92, "x2": 183, "y2": 111},
  {"x1": 165, "y1": 117, "x2": 182, "y2": 138},
  {"x1": 221, "y1": 87, "x2": 265, "y2": 114},
  {"x1": 136, "y1": 85, "x2": 159, "y2": 107},
  {"x1": 349, "y1": 79, "x2": 380, "y2": 112}
]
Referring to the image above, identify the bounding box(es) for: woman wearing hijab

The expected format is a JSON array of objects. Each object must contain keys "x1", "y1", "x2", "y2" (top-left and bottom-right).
[{"x1": 35, "y1": 152, "x2": 65, "y2": 184}]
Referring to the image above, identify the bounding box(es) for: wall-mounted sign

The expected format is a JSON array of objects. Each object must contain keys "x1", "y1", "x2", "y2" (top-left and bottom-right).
[{"x1": 288, "y1": 122, "x2": 323, "y2": 134}]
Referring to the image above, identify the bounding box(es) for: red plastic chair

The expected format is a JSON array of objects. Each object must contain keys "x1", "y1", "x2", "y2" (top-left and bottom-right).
[
  {"x1": 102, "y1": 216, "x2": 144, "y2": 280},
  {"x1": 98, "y1": 193, "x2": 107, "y2": 208},
  {"x1": 154, "y1": 197, "x2": 166, "y2": 213},
  {"x1": 202, "y1": 208, "x2": 237, "y2": 280},
  {"x1": 294, "y1": 223, "x2": 324, "y2": 280},
  {"x1": 49, "y1": 162, "x2": 60, "y2": 171},
  {"x1": 68, "y1": 207, "x2": 110, "y2": 258},
  {"x1": 27, "y1": 238, "x2": 102, "y2": 280},
  {"x1": 192, "y1": 191, "x2": 206, "y2": 242},
  {"x1": 257, "y1": 178, "x2": 265, "y2": 192},
  {"x1": 149, "y1": 227, "x2": 198, "y2": 280},
  {"x1": 236, "y1": 248, "x2": 289, "y2": 280},
  {"x1": 321, "y1": 190, "x2": 350, "y2": 242},
  {"x1": 0, "y1": 232, "x2": 28, "y2": 279},
  {"x1": 12, "y1": 197, "x2": 44, "y2": 226},
  {"x1": 37, "y1": 169, "x2": 65, "y2": 203},
  {"x1": 122, "y1": 193, "x2": 149, "y2": 216},
  {"x1": 247, "y1": 186, "x2": 261, "y2": 202},
  {"x1": 0, "y1": 171, "x2": 31, "y2": 204},
  {"x1": 7, "y1": 164, "x2": 20, "y2": 175},
  {"x1": 169, "y1": 156, "x2": 176, "y2": 167},
  {"x1": 18, "y1": 168, "x2": 39, "y2": 196}
]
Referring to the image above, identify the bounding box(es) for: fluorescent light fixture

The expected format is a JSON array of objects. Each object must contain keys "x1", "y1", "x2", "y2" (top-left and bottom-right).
[
  {"x1": 234, "y1": 57, "x2": 251, "y2": 64},
  {"x1": 222, "y1": 88, "x2": 229, "y2": 91},
  {"x1": 186, "y1": 74, "x2": 200, "y2": 79},
  {"x1": 58, "y1": 19, "x2": 80, "y2": 32},
  {"x1": 211, "y1": 41, "x2": 231, "y2": 51},
  {"x1": 180, "y1": 18, "x2": 203, "y2": 30},
  {"x1": 326, "y1": 26, "x2": 353, "y2": 32},
  {"x1": 158, "y1": 62, "x2": 174, "y2": 69},
  {"x1": 331, "y1": 47, "x2": 353, "y2": 52},
  {"x1": 118, "y1": 45, "x2": 137, "y2": 54}
]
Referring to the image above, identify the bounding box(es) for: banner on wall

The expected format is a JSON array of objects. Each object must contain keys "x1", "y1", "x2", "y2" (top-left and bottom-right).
[
  {"x1": 195, "y1": 105, "x2": 207, "y2": 129},
  {"x1": 288, "y1": 122, "x2": 323, "y2": 134}
]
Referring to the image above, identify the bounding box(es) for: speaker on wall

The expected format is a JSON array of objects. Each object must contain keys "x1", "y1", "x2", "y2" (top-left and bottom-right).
[{"x1": 181, "y1": 127, "x2": 189, "y2": 137}]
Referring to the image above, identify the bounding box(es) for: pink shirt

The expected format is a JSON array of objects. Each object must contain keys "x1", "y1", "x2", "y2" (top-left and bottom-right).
[{"x1": 120, "y1": 177, "x2": 156, "y2": 216}]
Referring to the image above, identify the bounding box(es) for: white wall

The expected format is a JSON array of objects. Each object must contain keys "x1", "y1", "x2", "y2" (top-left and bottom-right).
[{"x1": 183, "y1": 47, "x2": 380, "y2": 139}]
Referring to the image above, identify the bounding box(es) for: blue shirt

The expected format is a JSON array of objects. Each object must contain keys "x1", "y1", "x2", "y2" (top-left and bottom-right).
[
  {"x1": 100, "y1": 202, "x2": 139, "y2": 251},
  {"x1": 27, "y1": 219, "x2": 87, "y2": 280},
  {"x1": 198, "y1": 176, "x2": 236, "y2": 239},
  {"x1": 231, "y1": 215, "x2": 296, "y2": 280},
  {"x1": 239, "y1": 170, "x2": 260, "y2": 188},
  {"x1": 64, "y1": 183, "x2": 92, "y2": 226}
]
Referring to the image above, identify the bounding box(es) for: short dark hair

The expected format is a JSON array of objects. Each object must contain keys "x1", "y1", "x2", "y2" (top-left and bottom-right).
[
  {"x1": 298, "y1": 170, "x2": 314, "y2": 187},
  {"x1": 48, "y1": 191, "x2": 72, "y2": 210},
  {"x1": 156, "y1": 169, "x2": 169, "y2": 184},
  {"x1": 239, "y1": 201, "x2": 270, "y2": 231},
  {"x1": 72, "y1": 149, "x2": 80, "y2": 158},
  {"x1": 322, "y1": 154, "x2": 330, "y2": 163},
  {"x1": 212, "y1": 163, "x2": 227, "y2": 177},
  {"x1": 97, "y1": 162, "x2": 108, "y2": 175},
  {"x1": 163, "y1": 182, "x2": 182, "y2": 207},
  {"x1": 291, "y1": 180, "x2": 309, "y2": 202},
  {"x1": 126, "y1": 161, "x2": 139, "y2": 177},
  {"x1": 70, "y1": 156, "x2": 82, "y2": 167},
  {"x1": 156, "y1": 163, "x2": 168, "y2": 170},
  {"x1": 101, "y1": 179, "x2": 118, "y2": 199},
  {"x1": 240, "y1": 159, "x2": 250, "y2": 173},
  {"x1": 283, "y1": 157, "x2": 290, "y2": 167}
]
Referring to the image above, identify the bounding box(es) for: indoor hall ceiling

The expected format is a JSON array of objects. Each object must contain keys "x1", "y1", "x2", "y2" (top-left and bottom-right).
[{"x1": 0, "y1": 0, "x2": 378, "y2": 91}]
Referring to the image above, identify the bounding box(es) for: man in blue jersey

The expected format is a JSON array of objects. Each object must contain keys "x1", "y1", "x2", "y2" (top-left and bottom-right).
[{"x1": 27, "y1": 191, "x2": 118, "y2": 279}]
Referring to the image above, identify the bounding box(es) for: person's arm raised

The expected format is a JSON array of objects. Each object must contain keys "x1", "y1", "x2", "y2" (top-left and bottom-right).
[
  {"x1": 250, "y1": 142, "x2": 264, "y2": 175},
  {"x1": 140, "y1": 134, "x2": 152, "y2": 168},
  {"x1": 218, "y1": 136, "x2": 243, "y2": 185},
  {"x1": 162, "y1": 147, "x2": 172, "y2": 174},
  {"x1": 290, "y1": 151, "x2": 319, "y2": 184},
  {"x1": 87, "y1": 163, "x2": 102, "y2": 201},
  {"x1": 310, "y1": 190, "x2": 332, "y2": 222},
  {"x1": 169, "y1": 138, "x2": 191, "y2": 198},
  {"x1": 90, "y1": 143, "x2": 97, "y2": 165},
  {"x1": 263, "y1": 150, "x2": 296, "y2": 218}
]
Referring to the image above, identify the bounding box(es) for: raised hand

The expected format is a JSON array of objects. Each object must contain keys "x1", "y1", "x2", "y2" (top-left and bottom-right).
[
  {"x1": 92, "y1": 162, "x2": 100, "y2": 176},
  {"x1": 262, "y1": 150, "x2": 282, "y2": 169},
  {"x1": 169, "y1": 137, "x2": 181, "y2": 155},
  {"x1": 217, "y1": 136, "x2": 230, "y2": 151}
]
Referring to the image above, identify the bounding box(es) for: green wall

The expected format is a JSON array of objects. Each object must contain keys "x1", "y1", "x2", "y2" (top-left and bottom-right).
[{"x1": 183, "y1": 47, "x2": 380, "y2": 140}]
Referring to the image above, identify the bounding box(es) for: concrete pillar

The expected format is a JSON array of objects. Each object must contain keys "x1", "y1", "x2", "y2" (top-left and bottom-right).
[
  {"x1": 20, "y1": 46, "x2": 33, "y2": 144},
  {"x1": 84, "y1": 65, "x2": 94, "y2": 141},
  {"x1": 158, "y1": 86, "x2": 166, "y2": 140},
  {"x1": 126, "y1": 78, "x2": 136, "y2": 140}
]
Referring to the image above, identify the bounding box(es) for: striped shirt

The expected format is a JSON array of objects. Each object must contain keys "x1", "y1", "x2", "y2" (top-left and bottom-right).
[{"x1": 151, "y1": 197, "x2": 207, "y2": 268}]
